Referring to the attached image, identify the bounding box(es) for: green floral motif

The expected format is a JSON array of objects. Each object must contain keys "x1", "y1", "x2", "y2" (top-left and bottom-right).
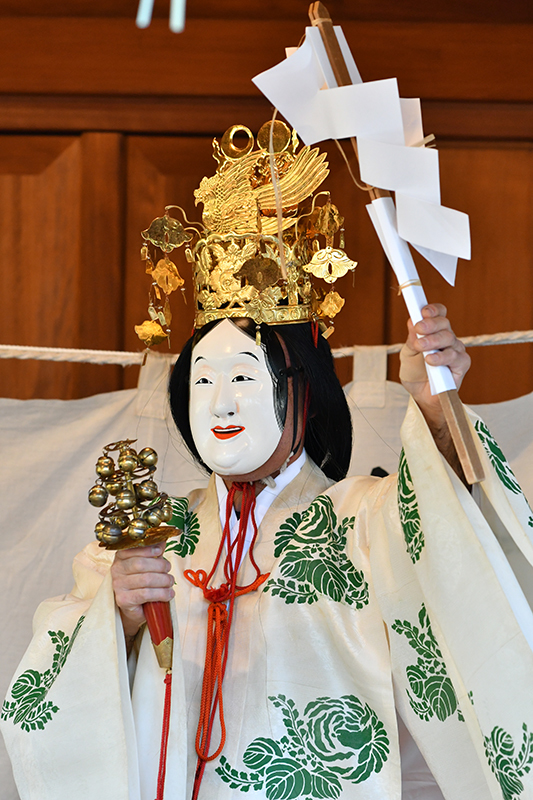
[
  {"x1": 391, "y1": 604, "x2": 462, "y2": 723},
  {"x1": 273, "y1": 511, "x2": 303, "y2": 559},
  {"x1": 165, "y1": 496, "x2": 200, "y2": 557},
  {"x1": 484, "y1": 723, "x2": 533, "y2": 800},
  {"x1": 474, "y1": 420, "x2": 522, "y2": 495},
  {"x1": 216, "y1": 693, "x2": 390, "y2": 798},
  {"x1": 1, "y1": 616, "x2": 85, "y2": 732},
  {"x1": 264, "y1": 495, "x2": 368, "y2": 608},
  {"x1": 397, "y1": 449, "x2": 424, "y2": 564}
]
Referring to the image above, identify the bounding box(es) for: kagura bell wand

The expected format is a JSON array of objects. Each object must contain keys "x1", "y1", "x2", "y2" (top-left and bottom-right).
[{"x1": 88, "y1": 439, "x2": 177, "y2": 670}]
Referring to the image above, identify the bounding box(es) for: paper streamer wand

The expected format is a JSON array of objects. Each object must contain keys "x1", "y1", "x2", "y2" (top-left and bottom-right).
[{"x1": 308, "y1": 1, "x2": 484, "y2": 484}]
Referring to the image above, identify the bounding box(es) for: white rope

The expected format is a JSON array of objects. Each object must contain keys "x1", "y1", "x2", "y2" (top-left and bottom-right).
[
  {"x1": 1, "y1": 329, "x2": 533, "y2": 366},
  {"x1": 332, "y1": 329, "x2": 533, "y2": 359},
  {"x1": 0, "y1": 345, "x2": 145, "y2": 366}
]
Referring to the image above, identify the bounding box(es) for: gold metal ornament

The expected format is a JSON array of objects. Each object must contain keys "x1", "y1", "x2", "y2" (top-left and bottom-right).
[
  {"x1": 88, "y1": 440, "x2": 178, "y2": 551},
  {"x1": 219, "y1": 125, "x2": 255, "y2": 160},
  {"x1": 134, "y1": 319, "x2": 168, "y2": 347},
  {"x1": 314, "y1": 198, "x2": 344, "y2": 242},
  {"x1": 235, "y1": 256, "x2": 281, "y2": 291},
  {"x1": 135, "y1": 120, "x2": 358, "y2": 344},
  {"x1": 319, "y1": 290, "x2": 345, "y2": 318},
  {"x1": 303, "y1": 246, "x2": 357, "y2": 283},
  {"x1": 256, "y1": 120, "x2": 292, "y2": 153},
  {"x1": 142, "y1": 215, "x2": 192, "y2": 252},
  {"x1": 152, "y1": 637, "x2": 173, "y2": 671},
  {"x1": 152, "y1": 259, "x2": 185, "y2": 294}
]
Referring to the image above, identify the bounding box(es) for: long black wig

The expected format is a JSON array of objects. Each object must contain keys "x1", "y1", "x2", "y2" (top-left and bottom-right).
[{"x1": 168, "y1": 319, "x2": 353, "y2": 482}]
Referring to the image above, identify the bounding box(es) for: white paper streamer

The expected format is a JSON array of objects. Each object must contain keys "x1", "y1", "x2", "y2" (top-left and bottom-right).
[
  {"x1": 254, "y1": 47, "x2": 405, "y2": 147},
  {"x1": 396, "y1": 194, "x2": 471, "y2": 262},
  {"x1": 251, "y1": 22, "x2": 472, "y2": 392},
  {"x1": 400, "y1": 98, "x2": 424, "y2": 146},
  {"x1": 252, "y1": 28, "x2": 471, "y2": 274},
  {"x1": 358, "y1": 138, "x2": 441, "y2": 204},
  {"x1": 410, "y1": 245, "x2": 458, "y2": 286}
]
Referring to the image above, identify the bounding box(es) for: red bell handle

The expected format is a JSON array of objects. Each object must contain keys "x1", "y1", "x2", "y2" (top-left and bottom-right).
[{"x1": 144, "y1": 600, "x2": 173, "y2": 670}]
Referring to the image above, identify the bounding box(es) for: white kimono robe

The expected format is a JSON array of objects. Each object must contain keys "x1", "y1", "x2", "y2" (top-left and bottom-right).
[{"x1": 3, "y1": 400, "x2": 533, "y2": 800}]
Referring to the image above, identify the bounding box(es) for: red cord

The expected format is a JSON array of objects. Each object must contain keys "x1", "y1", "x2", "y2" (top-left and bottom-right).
[
  {"x1": 185, "y1": 482, "x2": 269, "y2": 800},
  {"x1": 311, "y1": 320, "x2": 319, "y2": 347},
  {"x1": 154, "y1": 671, "x2": 173, "y2": 800}
]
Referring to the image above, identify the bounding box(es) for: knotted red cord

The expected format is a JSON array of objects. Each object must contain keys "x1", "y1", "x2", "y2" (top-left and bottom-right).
[{"x1": 184, "y1": 481, "x2": 269, "y2": 800}]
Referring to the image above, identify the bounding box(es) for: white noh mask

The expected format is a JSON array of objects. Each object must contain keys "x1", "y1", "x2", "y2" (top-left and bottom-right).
[{"x1": 189, "y1": 320, "x2": 283, "y2": 475}]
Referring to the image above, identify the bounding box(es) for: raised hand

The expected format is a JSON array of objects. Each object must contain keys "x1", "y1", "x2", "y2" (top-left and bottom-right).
[{"x1": 400, "y1": 304, "x2": 472, "y2": 478}]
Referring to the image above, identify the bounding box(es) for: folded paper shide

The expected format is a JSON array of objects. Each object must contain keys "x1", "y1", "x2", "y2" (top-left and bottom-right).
[{"x1": 134, "y1": 120, "x2": 357, "y2": 347}]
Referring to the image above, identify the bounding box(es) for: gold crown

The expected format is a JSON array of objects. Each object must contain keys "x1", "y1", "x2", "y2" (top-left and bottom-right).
[{"x1": 135, "y1": 121, "x2": 357, "y2": 347}]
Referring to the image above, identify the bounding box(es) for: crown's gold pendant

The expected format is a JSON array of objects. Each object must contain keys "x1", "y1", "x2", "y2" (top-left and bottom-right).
[
  {"x1": 304, "y1": 246, "x2": 357, "y2": 283},
  {"x1": 319, "y1": 291, "x2": 345, "y2": 319}
]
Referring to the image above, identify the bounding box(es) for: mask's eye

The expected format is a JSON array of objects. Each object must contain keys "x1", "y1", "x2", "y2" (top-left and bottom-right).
[
  {"x1": 232, "y1": 375, "x2": 254, "y2": 382},
  {"x1": 195, "y1": 377, "x2": 212, "y2": 385}
]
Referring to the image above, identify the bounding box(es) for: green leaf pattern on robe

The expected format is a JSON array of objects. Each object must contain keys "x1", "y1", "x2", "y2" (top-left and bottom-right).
[
  {"x1": 474, "y1": 420, "x2": 533, "y2": 526},
  {"x1": 474, "y1": 420, "x2": 523, "y2": 495},
  {"x1": 391, "y1": 604, "x2": 463, "y2": 723},
  {"x1": 165, "y1": 496, "x2": 201, "y2": 557},
  {"x1": 216, "y1": 693, "x2": 390, "y2": 798},
  {"x1": 264, "y1": 495, "x2": 368, "y2": 608},
  {"x1": 397, "y1": 449, "x2": 425, "y2": 564},
  {"x1": 1, "y1": 615, "x2": 85, "y2": 732},
  {"x1": 484, "y1": 723, "x2": 533, "y2": 800}
]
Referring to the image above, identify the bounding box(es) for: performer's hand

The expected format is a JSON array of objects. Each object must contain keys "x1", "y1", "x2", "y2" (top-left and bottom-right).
[
  {"x1": 400, "y1": 304, "x2": 470, "y2": 432},
  {"x1": 110, "y1": 543, "x2": 175, "y2": 639}
]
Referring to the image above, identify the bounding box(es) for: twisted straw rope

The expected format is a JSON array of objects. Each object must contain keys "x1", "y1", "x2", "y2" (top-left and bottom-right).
[{"x1": 0, "y1": 330, "x2": 532, "y2": 366}]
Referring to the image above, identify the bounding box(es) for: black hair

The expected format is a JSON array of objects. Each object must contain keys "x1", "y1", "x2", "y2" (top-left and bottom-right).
[{"x1": 168, "y1": 319, "x2": 353, "y2": 482}]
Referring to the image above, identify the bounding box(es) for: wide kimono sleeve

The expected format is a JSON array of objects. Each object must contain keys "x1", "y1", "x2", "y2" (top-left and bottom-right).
[
  {"x1": 366, "y1": 397, "x2": 533, "y2": 800},
  {"x1": 0, "y1": 541, "x2": 142, "y2": 800}
]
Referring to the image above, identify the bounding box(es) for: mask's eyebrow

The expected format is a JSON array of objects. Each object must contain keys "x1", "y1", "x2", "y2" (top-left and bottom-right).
[{"x1": 193, "y1": 351, "x2": 259, "y2": 364}]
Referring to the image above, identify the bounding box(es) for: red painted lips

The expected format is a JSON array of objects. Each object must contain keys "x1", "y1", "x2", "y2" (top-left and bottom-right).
[{"x1": 211, "y1": 426, "x2": 245, "y2": 440}]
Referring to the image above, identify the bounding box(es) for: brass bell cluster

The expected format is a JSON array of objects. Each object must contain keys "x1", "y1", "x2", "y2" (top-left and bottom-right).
[{"x1": 88, "y1": 439, "x2": 173, "y2": 547}]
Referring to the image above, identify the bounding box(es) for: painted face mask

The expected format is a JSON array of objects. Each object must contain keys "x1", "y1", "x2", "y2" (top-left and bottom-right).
[{"x1": 189, "y1": 320, "x2": 283, "y2": 476}]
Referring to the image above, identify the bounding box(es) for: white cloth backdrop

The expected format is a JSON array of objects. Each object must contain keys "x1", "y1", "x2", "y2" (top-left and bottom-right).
[{"x1": 1, "y1": 350, "x2": 532, "y2": 800}]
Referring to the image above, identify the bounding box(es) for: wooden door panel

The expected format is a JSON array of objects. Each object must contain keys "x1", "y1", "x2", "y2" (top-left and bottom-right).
[
  {"x1": 0, "y1": 133, "x2": 124, "y2": 399},
  {"x1": 0, "y1": 137, "x2": 81, "y2": 398}
]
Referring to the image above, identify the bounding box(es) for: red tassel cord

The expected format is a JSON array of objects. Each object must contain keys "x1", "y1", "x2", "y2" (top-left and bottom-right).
[
  {"x1": 184, "y1": 482, "x2": 269, "y2": 800},
  {"x1": 143, "y1": 597, "x2": 174, "y2": 800},
  {"x1": 154, "y1": 671, "x2": 173, "y2": 800}
]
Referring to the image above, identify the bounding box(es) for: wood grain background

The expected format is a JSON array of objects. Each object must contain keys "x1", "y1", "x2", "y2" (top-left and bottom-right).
[{"x1": 0, "y1": 0, "x2": 531, "y2": 404}]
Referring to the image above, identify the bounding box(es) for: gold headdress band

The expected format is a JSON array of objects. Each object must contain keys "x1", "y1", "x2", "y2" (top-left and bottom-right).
[{"x1": 135, "y1": 120, "x2": 357, "y2": 347}]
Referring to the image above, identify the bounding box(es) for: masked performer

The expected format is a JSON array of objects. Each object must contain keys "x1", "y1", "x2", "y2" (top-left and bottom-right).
[{"x1": 3, "y1": 123, "x2": 533, "y2": 800}]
